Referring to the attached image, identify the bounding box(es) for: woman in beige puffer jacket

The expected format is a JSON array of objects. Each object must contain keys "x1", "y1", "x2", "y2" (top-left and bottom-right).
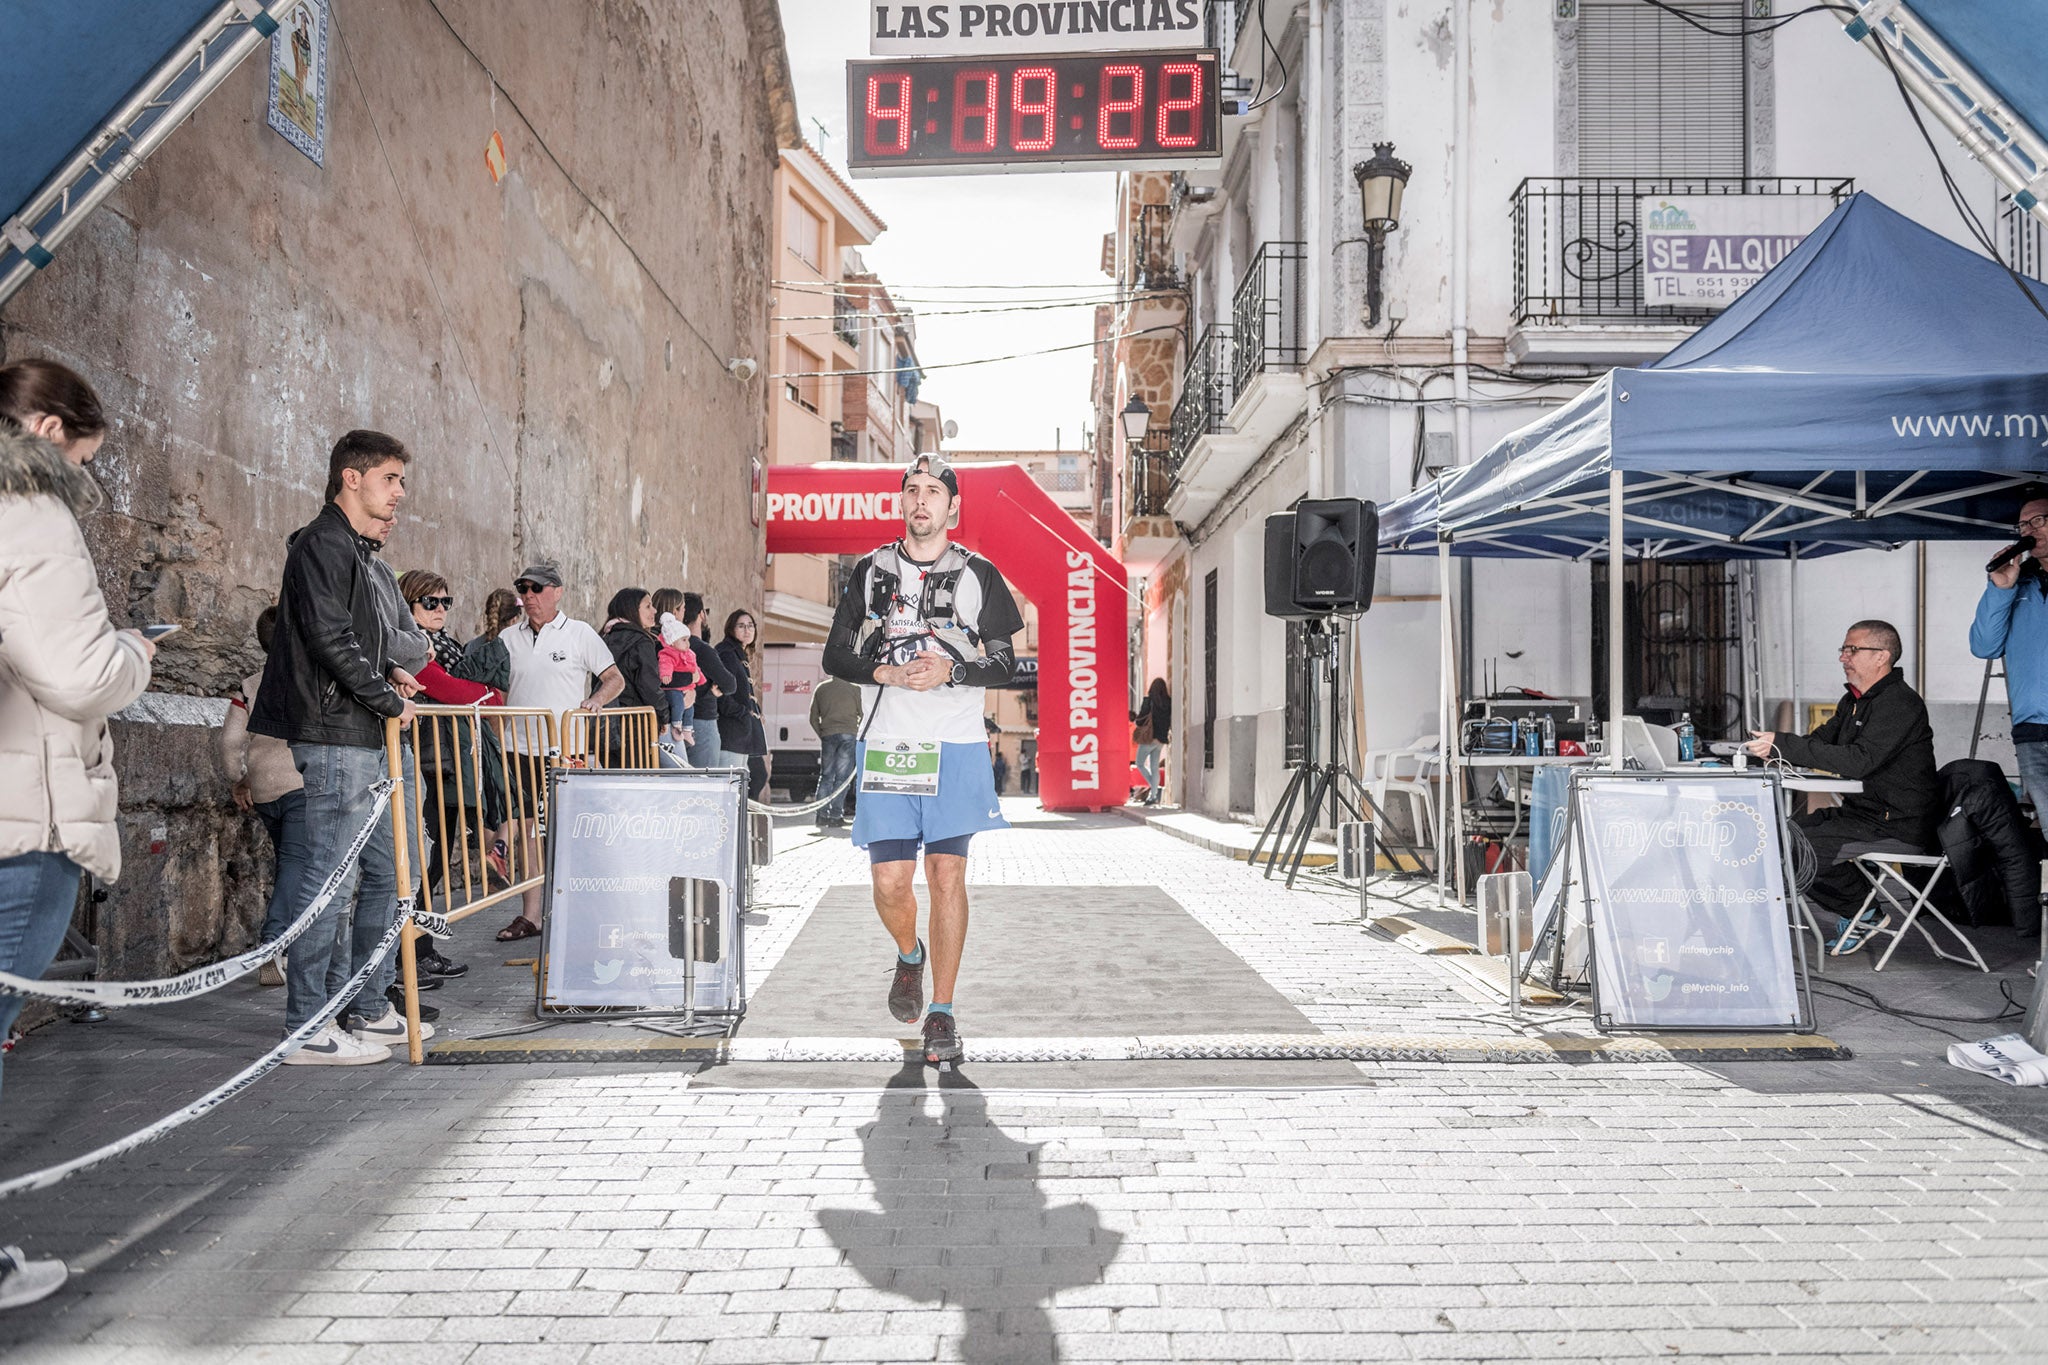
[{"x1": 0, "y1": 359, "x2": 152, "y2": 1108}]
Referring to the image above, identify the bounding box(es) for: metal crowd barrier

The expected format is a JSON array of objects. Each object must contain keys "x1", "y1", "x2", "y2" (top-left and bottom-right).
[
  {"x1": 383, "y1": 705, "x2": 662, "y2": 1064},
  {"x1": 559, "y1": 705, "x2": 662, "y2": 771}
]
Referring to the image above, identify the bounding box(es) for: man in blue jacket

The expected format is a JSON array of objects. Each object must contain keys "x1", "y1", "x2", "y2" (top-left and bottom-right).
[{"x1": 1970, "y1": 496, "x2": 2048, "y2": 829}]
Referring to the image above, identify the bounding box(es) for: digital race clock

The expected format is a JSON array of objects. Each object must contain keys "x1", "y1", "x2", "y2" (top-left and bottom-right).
[{"x1": 845, "y1": 51, "x2": 1221, "y2": 176}]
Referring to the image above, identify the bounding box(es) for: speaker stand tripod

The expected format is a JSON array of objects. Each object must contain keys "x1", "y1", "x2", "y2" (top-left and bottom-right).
[{"x1": 1251, "y1": 616, "x2": 1432, "y2": 890}]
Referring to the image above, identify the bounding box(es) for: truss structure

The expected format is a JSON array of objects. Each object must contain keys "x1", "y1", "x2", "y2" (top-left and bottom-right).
[{"x1": 0, "y1": 1, "x2": 289, "y2": 308}]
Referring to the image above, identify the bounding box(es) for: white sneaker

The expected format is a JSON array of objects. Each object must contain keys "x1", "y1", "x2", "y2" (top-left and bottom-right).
[
  {"x1": 280, "y1": 1023, "x2": 391, "y2": 1066},
  {"x1": 0, "y1": 1245, "x2": 67, "y2": 1310},
  {"x1": 350, "y1": 1007, "x2": 434, "y2": 1044}
]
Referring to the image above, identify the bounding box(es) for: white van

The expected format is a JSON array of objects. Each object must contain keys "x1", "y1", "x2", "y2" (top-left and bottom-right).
[{"x1": 760, "y1": 642, "x2": 826, "y2": 800}]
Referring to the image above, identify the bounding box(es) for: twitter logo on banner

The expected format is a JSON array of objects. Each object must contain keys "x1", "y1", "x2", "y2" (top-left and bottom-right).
[{"x1": 593, "y1": 959, "x2": 624, "y2": 985}]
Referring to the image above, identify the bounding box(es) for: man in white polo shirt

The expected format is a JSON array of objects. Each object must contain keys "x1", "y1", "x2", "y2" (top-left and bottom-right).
[{"x1": 495, "y1": 561, "x2": 623, "y2": 941}]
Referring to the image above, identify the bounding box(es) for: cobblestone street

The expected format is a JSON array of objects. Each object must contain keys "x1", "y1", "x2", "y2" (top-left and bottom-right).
[{"x1": 2, "y1": 803, "x2": 2045, "y2": 1363}]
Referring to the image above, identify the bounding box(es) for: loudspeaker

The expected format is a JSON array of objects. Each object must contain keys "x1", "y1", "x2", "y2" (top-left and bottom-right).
[
  {"x1": 1292, "y1": 498, "x2": 1377, "y2": 615},
  {"x1": 1264, "y1": 500, "x2": 1379, "y2": 618},
  {"x1": 1264, "y1": 513, "x2": 1317, "y2": 620}
]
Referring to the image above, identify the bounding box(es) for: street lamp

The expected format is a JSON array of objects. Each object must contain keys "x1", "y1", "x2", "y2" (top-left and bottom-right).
[
  {"x1": 1119, "y1": 394, "x2": 1151, "y2": 446},
  {"x1": 1351, "y1": 141, "x2": 1412, "y2": 329}
]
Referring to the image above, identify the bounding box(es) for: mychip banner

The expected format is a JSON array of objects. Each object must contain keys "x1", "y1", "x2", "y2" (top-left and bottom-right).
[
  {"x1": 541, "y1": 769, "x2": 746, "y2": 1014},
  {"x1": 1575, "y1": 774, "x2": 1804, "y2": 1030}
]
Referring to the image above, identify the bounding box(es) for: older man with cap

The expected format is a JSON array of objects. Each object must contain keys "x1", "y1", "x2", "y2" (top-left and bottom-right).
[{"x1": 495, "y1": 562, "x2": 623, "y2": 941}]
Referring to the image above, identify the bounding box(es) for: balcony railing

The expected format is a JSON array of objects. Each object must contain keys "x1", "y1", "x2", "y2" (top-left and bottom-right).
[
  {"x1": 1511, "y1": 176, "x2": 1854, "y2": 326},
  {"x1": 1230, "y1": 242, "x2": 1305, "y2": 397},
  {"x1": 1129, "y1": 202, "x2": 1181, "y2": 291},
  {"x1": 832, "y1": 290, "x2": 860, "y2": 347},
  {"x1": 1128, "y1": 442, "x2": 1175, "y2": 519},
  {"x1": 1170, "y1": 322, "x2": 1235, "y2": 469}
]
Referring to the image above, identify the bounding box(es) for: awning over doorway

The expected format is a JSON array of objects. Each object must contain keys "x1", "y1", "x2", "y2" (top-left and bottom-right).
[
  {"x1": 1379, "y1": 193, "x2": 2048, "y2": 561},
  {"x1": 0, "y1": 1, "x2": 287, "y2": 305}
]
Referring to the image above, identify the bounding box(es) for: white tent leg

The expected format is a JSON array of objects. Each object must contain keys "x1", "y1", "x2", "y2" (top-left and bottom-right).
[
  {"x1": 1448, "y1": 545, "x2": 1468, "y2": 908},
  {"x1": 1608, "y1": 469, "x2": 1625, "y2": 772},
  {"x1": 1437, "y1": 540, "x2": 1453, "y2": 905},
  {"x1": 1789, "y1": 544, "x2": 1802, "y2": 731}
]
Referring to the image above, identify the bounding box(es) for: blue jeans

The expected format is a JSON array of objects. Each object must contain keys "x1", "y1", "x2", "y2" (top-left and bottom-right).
[
  {"x1": 686, "y1": 716, "x2": 722, "y2": 768},
  {"x1": 285, "y1": 742, "x2": 397, "y2": 1030},
  {"x1": 2015, "y1": 740, "x2": 2048, "y2": 824},
  {"x1": 818, "y1": 733, "x2": 857, "y2": 821},
  {"x1": 0, "y1": 851, "x2": 82, "y2": 1103},
  {"x1": 1135, "y1": 741, "x2": 1163, "y2": 796},
  {"x1": 254, "y1": 789, "x2": 311, "y2": 943}
]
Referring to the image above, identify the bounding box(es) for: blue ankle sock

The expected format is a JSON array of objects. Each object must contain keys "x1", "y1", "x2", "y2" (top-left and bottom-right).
[
  {"x1": 899, "y1": 941, "x2": 925, "y2": 966},
  {"x1": 927, "y1": 1001, "x2": 953, "y2": 1016}
]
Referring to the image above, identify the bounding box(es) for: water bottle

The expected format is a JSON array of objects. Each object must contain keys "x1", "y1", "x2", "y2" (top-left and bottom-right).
[
  {"x1": 1540, "y1": 714, "x2": 1557, "y2": 757},
  {"x1": 1675, "y1": 712, "x2": 1697, "y2": 763},
  {"x1": 1522, "y1": 720, "x2": 1540, "y2": 757}
]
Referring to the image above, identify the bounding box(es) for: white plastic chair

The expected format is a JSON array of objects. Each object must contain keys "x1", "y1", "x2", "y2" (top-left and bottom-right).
[{"x1": 1364, "y1": 735, "x2": 1440, "y2": 845}]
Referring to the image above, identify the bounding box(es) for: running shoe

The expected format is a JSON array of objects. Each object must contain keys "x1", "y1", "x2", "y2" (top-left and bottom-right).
[
  {"x1": 280, "y1": 1023, "x2": 391, "y2": 1066},
  {"x1": 0, "y1": 1245, "x2": 67, "y2": 1310},
  {"x1": 922, "y1": 1011, "x2": 963, "y2": 1065},
  {"x1": 888, "y1": 943, "x2": 926, "y2": 1024},
  {"x1": 352, "y1": 1007, "x2": 435, "y2": 1045},
  {"x1": 1827, "y1": 910, "x2": 1893, "y2": 955}
]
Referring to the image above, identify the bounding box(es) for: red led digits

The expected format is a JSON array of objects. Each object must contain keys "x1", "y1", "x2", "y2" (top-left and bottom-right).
[
  {"x1": 864, "y1": 73, "x2": 911, "y2": 156},
  {"x1": 951, "y1": 69, "x2": 997, "y2": 153},
  {"x1": 1156, "y1": 62, "x2": 1204, "y2": 149},
  {"x1": 1010, "y1": 67, "x2": 1056, "y2": 152},
  {"x1": 1097, "y1": 64, "x2": 1143, "y2": 151}
]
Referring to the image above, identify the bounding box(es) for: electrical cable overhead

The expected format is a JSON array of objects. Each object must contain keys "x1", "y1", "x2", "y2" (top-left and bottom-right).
[
  {"x1": 772, "y1": 324, "x2": 1182, "y2": 380},
  {"x1": 1630, "y1": 0, "x2": 2048, "y2": 322},
  {"x1": 773, "y1": 296, "x2": 1160, "y2": 324}
]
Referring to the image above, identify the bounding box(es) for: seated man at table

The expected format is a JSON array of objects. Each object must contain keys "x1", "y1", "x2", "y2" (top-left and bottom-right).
[{"x1": 1743, "y1": 619, "x2": 1940, "y2": 951}]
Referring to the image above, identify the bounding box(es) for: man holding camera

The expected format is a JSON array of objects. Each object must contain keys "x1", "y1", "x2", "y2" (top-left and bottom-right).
[{"x1": 1972, "y1": 498, "x2": 2048, "y2": 825}]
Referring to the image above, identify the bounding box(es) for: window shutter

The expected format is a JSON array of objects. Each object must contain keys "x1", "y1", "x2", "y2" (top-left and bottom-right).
[{"x1": 1577, "y1": 0, "x2": 1747, "y2": 177}]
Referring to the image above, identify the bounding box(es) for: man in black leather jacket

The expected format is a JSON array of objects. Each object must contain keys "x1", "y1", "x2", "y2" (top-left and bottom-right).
[{"x1": 252, "y1": 430, "x2": 421, "y2": 1065}]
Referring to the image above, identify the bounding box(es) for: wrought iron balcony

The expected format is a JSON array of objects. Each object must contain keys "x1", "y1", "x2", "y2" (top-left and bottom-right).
[
  {"x1": 1230, "y1": 242, "x2": 1305, "y2": 397},
  {"x1": 1127, "y1": 441, "x2": 1175, "y2": 519},
  {"x1": 832, "y1": 290, "x2": 860, "y2": 347},
  {"x1": 1169, "y1": 322, "x2": 1235, "y2": 470},
  {"x1": 1511, "y1": 176, "x2": 1853, "y2": 327},
  {"x1": 1129, "y1": 202, "x2": 1181, "y2": 291}
]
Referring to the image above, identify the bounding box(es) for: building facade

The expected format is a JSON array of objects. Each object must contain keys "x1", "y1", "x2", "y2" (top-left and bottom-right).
[
  {"x1": 0, "y1": 0, "x2": 799, "y2": 977},
  {"x1": 1100, "y1": 0, "x2": 1999, "y2": 824},
  {"x1": 764, "y1": 147, "x2": 935, "y2": 644}
]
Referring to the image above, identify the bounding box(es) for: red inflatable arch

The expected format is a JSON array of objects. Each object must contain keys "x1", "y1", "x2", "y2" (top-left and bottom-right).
[{"x1": 764, "y1": 461, "x2": 1130, "y2": 813}]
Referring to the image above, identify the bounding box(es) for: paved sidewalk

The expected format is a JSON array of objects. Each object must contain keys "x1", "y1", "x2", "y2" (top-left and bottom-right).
[{"x1": 0, "y1": 799, "x2": 2042, "y2": 1362}]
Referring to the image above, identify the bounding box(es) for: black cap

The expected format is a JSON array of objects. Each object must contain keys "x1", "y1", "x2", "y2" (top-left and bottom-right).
[{"x1": 515, "y1": 563, "x2": 563, "y2": 589}]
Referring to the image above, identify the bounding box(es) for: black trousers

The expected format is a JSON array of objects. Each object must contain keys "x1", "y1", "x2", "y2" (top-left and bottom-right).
[{"x1": 1796, "y1": 806, "x2": 1929, "y2": 917}]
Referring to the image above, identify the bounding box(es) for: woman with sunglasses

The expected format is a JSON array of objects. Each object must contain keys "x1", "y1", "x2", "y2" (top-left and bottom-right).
[{"x1": 399, "y1": 572, "x2": 505, "y2": 948}]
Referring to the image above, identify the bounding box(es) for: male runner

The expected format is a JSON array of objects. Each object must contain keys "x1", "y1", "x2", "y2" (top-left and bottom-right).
[{"x1": 823, "y1": 455, "x2": 1021, "y2": 1064}]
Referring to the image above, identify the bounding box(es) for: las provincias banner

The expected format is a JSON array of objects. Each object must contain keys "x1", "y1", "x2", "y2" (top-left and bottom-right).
[
  {"x1": 871, "y1": 1, "x2": 1206, "y2": 55},
  {"x1": 765, "y1": 461, "x2": 1131, "y2": 813}
]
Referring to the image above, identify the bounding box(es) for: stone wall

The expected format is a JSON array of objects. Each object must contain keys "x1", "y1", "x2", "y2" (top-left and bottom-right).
[{"x1": 0, "y1": 0, "x2": 796, "y2": 978}]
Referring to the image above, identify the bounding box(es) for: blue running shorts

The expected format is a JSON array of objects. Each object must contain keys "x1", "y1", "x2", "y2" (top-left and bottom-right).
[{"x1": 851, "y1": 740, "x2": 1008, "y2": 854}]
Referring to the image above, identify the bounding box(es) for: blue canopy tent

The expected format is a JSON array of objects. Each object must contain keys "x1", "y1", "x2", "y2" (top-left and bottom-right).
[
  {"x1": 1378, "y1": 191, "x2": 2048, "y2": 899},
  {"x1": 0, "y1": 1, "x2": 291, "y2": 306}
]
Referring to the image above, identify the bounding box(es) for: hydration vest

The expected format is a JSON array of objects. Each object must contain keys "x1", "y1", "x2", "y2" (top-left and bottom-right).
[{"x1": 854, "y1": 541, "x2": 986, "y2": 667}]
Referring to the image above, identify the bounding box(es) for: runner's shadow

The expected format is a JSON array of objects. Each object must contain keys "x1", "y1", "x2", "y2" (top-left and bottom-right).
[{"x1": 818, "y1": 1062, "x2": 1123, "y2": 1363}]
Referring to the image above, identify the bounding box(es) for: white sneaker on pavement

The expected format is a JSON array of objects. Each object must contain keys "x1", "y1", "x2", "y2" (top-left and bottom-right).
[
  {"x1": 0, "y1": 1245, "x2": 67, "y2": 1310},
  {"x1": 350, "y1": 1007, "x2": 434, "y2": 1044},
  {"x1": 279, "y1": 1023, "x2": 391, "y2": 1066}
]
